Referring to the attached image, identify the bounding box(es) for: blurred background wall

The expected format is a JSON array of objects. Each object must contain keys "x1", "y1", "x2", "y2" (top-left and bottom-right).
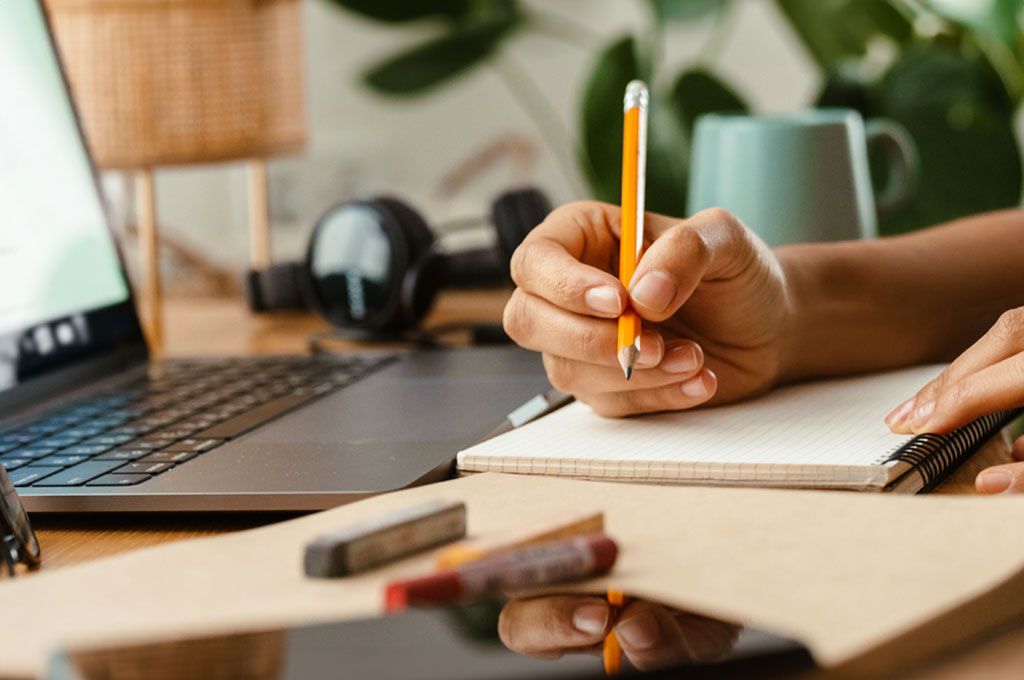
[
  {"x1": 89, "y1": 0, "x2": 1023, "y2": 291},
  {"x1": 104, "y1": 0, "x2": 818, "y2": 276}
]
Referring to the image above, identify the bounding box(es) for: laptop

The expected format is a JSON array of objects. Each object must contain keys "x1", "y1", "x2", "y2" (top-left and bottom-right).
[{"x1": 0, "y1": 0, "x2": 550, "y2": 513}]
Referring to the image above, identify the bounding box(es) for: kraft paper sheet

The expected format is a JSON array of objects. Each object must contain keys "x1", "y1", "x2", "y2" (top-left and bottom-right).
[{"x1": 4, "y1": 472, "x2": 1024, "y2": 677}]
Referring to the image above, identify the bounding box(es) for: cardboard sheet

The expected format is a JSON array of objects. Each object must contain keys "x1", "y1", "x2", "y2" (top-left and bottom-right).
[{"x1": 5, "y1": 473, "x2": 1024, "y2": 678}]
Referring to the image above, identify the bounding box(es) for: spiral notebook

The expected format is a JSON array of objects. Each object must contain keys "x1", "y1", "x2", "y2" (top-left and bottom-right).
[{"x1": 456, "y1": 365, "x2": 1021, "y2": 493}]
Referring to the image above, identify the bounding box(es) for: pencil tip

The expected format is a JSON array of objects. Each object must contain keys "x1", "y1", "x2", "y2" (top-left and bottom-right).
[{"x1": 617, "y1": 346, "x2": 639, "y2": 381}]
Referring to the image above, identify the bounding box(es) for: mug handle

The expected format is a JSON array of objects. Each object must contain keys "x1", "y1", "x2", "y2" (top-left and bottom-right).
[{"x1": 865, "y1": 119, "x2": 919, "y2": 216}]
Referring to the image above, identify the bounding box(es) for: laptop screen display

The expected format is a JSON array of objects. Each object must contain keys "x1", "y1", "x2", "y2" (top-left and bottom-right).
[{"x1": 0, "y1": 1, "x2": 142, "y2": 398}]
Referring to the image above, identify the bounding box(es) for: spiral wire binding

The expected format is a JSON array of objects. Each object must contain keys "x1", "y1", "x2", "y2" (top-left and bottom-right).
[{"x1": 878, "y1": 409, "x2": 1022, "y2": 493}]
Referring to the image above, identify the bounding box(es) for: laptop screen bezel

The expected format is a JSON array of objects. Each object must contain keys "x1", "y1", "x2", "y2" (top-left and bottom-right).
[{"x1": 0, "y1": 0, "x2": 149, "y2": 422}]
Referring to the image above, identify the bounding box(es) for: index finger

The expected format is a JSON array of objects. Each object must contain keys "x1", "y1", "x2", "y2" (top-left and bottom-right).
[
  {"x1": 510, "y1": 202, "x2": 626, "y2": 318},
  {"x1": 498, "y1": 595, "x2": 611, "y2": 660}
]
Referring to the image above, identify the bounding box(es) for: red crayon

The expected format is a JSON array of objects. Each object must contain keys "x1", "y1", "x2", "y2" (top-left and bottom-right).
[{"x1": 385, "y1": 534, "x2": 618, "y2": 611}]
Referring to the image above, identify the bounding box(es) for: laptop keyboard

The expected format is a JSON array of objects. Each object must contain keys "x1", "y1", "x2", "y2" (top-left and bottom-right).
[{"x1": 0, "y1": 354, "x2": 397, "y2": 489}]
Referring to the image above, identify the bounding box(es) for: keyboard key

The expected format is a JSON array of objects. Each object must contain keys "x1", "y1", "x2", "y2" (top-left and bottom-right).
[
  {"x1": 1, "y1": 459, "x2": 30, "y2": 471},
  {"x1": 62, "y1": 444, "x2": 115, "y2": 456},
  {"x1": 148, "y1": 427, "x2": 199, "y2": 440},
  {"x1": 140, "y1": 450, "x2": 201, "y2": 464},
  {"x1": 34, "y1": 436, "x2": 81, "y2": 449},
  {"x1": 10, "y1": 466, "x2": 62, "y2": 486},
  {"x1": 2, "y1": 447, "x2": 57, "y2": 460},
  {"x1": 33, "y1": 461, "x2": 127, "y2": 486},
  {"x1": 80, "y1": 433, "x2": 137, "y2": 446},
  {"x1": 86, "y1": 474, "x2": 151, "y2": 487},
  {"x1": 32, "y1": 454, "x2": 90, "y2": 467},
  {"x1": 62, "y1": 425, "x2": 107, "y2": 438},
  {"x1": 129, "y1": 438, "x2": 176, "y2": 451},
  {"x1": 116, "y1": 461, "x2": 173, "y2": 475},
  {"x1": 95, "y1": 449, "x2": 154, "y2": 461},
  {"x1": 163, "y1": 438, "x2": 224, "y2": 453},
  {"x1": 15, "y1": 423, "x2": 63, "y2": 435},
  {"x1": 0, "y1": 434, "x2": 41, "y2": 446}
]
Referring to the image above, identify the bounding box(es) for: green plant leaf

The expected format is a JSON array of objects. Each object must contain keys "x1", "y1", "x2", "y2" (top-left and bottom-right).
[
  {"x1": 363, "y1": 16, "x2": 521, "y2": 95},
  {"x1": 669, "y1": 68, "x2": 748, "y2": 135},
  {"x1": 323, "y1": 0, "x2": 474, "y2": 23},
  {"x1": 581, "y1": 37, "x2": 645, "y2": 205},
  {"x1": 878, "y1": 42, "x2": 1015, "y2": 117},
  {"x1": 925, "y1": 0, "x2": 1023, "y2": 48},
  {"x1": 581, "y1": 37, "x2": 692, "y2": 216},
  {"x1": 645, "y1": 91, "x2": 690, "y2": 216},
  {"x1": 815, "y1": 71, "x2": 878, "y2": 116},
  {"x1": 646, "y1": 0, "x2": 724, "y2": 23},
  {"x1": 823, "y1": 44, "x2": 1022, "y2": 235},
  {"x1": 774, "y1": 0, "x2": 913, "y2": 70}
]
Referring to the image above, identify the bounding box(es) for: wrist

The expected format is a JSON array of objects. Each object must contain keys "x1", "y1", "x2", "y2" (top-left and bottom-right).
[{"x1": 773, "y1": 244, "x2": 816, "y2": 385}]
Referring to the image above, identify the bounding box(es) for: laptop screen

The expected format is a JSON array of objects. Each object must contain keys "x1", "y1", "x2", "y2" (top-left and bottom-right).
[{"x1": 0, "y1": 0, "x2": 143, "y2": 399}]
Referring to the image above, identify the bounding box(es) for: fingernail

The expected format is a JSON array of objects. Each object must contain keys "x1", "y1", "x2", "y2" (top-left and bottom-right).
[
  {"x1": 661, "y1": 343, "x2": 699, "y2": 374},
  {"x1": 885, "y1": 398, "x2": 914, "y2": 427},
  {"x1": 910, "y1": 400, "x2": 935, "y2": 431},
  {"x1": 616, "y1": 611, "x2": 661, "y2": 650},
  {"x1": 631, "y1": 272, "x2": 677, "y2": 314},
  {"x1": 681, "y1": 375, "x2": 707, "y2": 398},
  {"x1": 584, "y1": 286, "x2": 623, "y2": 316},
  {"x1": 978, "y1": 470, "x2": 1013, "y2": 494},
  {"x1": 572, "y1": 603, "x2": 610, "y2": 635},
  {"x1": 636, "y1": 332, "x2": 662, "y2": 368}
]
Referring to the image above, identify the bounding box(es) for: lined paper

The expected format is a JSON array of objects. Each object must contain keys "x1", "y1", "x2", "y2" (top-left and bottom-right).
[{"x1": 458, "y1": 365, "x2": 947, "y2": 490}]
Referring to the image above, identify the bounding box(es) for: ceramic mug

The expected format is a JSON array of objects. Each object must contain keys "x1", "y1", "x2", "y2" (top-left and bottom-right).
[{"x1": 686, "y1": 108, "x2": 918, "y2": 246}]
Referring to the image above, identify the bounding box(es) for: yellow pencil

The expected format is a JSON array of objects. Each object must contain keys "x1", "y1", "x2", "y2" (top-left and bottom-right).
[
  {"x1": 617, "y1": 80, "x2": 648, "y2": 380},
  {"x1": 603, "y1": 588, "x2": 628, "y2": 674}
]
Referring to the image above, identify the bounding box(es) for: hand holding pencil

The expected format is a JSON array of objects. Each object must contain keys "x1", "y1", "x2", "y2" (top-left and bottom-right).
[{"x1": 503, "y1": 105, "x2": 788, "y2": 416}]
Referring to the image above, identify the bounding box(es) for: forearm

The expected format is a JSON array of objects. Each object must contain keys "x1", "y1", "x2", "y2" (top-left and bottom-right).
[{"x1": 776, "y1": 209, "x2": 1024, "y2": 383}]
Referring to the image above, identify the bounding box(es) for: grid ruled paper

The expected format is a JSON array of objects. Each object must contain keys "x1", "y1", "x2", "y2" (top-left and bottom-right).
[{"x1": 457, "y1": 365, "x2": 947, "y2": 489}]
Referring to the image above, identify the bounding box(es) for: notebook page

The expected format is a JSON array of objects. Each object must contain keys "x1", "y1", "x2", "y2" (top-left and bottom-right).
[{"x1": 458, "y1": 364, "x2": 946, "y2": 487}]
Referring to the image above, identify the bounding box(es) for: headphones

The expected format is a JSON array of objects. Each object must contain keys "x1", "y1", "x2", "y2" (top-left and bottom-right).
[{"x1": 246, "y1": 187, "x2": 551, "y2": 338}]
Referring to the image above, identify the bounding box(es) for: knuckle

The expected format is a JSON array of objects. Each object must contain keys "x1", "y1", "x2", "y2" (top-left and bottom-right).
[
  {"x1": 502, "y1": 293, "x2": 533, "y2": 345},
  {"x1": 993, "y1": 308, "x2": 1024, "y2": 343},
  {"x1": 664, "y1": 224, "x2": 709, "y2": 265},
  {"x1": 696, "y1": 206, "x2": 737, "y2": 228},
  {"x1": 941, "y1": 379, "x2": 973, "y2": 410},
  {"x1": 542, "y1": 354, "x2": 575, "y2": 393},
  {"x1": 497, "y1": 607, "x2": 520, "y2": 650},
  {"x1": 917, "y1": 377, "x2": 942, "y2": 404},
  {"x1": 552, "y1": 273, "x2": 585, "y2": 305},
  {"x1": 572, "y1": 320, "x2": 601, "y2": 360},
  {"x1": 508, "y1": 244, "x2": 529, "y2": 287}
]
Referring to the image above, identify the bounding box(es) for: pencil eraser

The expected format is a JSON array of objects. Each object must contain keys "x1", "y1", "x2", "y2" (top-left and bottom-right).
[{"x1": 304, "y1": 499, "x2": 466, "y2": 578}]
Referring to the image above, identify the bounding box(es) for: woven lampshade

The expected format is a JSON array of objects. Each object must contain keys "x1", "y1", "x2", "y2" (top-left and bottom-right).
[{"x1": 44, "y1": 0, "x2": 306, "y2": 169}]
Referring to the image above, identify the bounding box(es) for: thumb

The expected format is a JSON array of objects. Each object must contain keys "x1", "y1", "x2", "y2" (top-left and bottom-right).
[
  {"x1": 628, "y1": 208, "x2": 757, "y2": 322},
  {"x1": 976, "y1": 461, "x2": 1024, "y2": 494}
]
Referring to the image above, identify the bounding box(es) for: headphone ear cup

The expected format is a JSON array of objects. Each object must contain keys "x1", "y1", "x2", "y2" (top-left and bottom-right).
[
  {"x1": 370, "y1": 197, "x2": 436, "y2": 332},
  {"x1": 401, "y1": 249, "x2": 445, "y2": 328},
  {"x1": 490, "y1": 187, "x2": 553, "y2": 268},
  {"x1": 373, "y1": 197, "x2": 435, "y2": 262}
]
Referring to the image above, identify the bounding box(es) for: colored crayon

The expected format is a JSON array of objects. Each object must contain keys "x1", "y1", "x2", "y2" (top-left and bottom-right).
[{"x1": 385, "y1": 533, "x2": 618, "y2": 611}]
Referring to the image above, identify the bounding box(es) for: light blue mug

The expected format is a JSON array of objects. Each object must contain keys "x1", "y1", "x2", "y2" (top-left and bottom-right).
[{"x1": 687, "y1": 109, "x2": 918, "y2": 246}]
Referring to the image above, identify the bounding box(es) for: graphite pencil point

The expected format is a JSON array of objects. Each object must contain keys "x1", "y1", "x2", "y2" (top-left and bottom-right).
[{"x1": 618, "y1": 345, "x2": 639, "y2": 381}]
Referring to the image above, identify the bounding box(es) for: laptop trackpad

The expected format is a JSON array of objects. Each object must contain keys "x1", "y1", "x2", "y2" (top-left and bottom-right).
[{"x1": 169, "y1": 349, "x2": 551, "y2": 493}]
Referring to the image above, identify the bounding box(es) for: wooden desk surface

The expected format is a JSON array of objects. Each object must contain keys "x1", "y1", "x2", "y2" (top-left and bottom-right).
[{"x1": 25, "y1": 290, "x2": 1024, "y2": 680}]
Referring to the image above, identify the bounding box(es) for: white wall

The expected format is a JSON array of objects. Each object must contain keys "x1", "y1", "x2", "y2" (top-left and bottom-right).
[{"x1": 122, "y1": 0, "x2": 822, "y2": 269}]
